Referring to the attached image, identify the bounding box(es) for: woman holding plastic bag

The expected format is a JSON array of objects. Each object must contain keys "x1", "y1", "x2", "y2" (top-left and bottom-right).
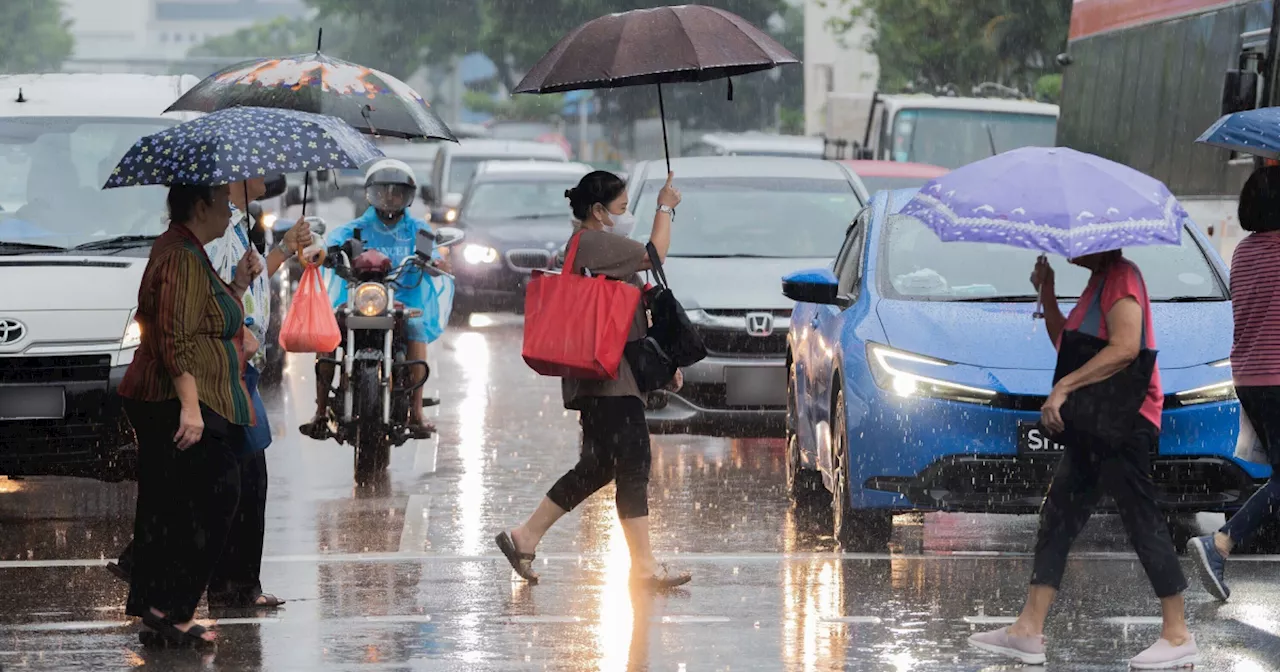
[
  {"x1": 495, "y1": 170, "x2": 692, "y2": 591},
  {"x1": 1190, "y1": 167, "x2": 1280, "y2": 600}
]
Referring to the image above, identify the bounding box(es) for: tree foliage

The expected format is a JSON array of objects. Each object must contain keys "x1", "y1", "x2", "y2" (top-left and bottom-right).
[
  {"x1": 0, "y1": 0, "x2": 74, "y2": 74},
  {"x1": 186, "y1": 16, "x2": 418, "y2": 79},
  {"x1": 825, "y1": 0, "x2": 1071, "y2": 98}
]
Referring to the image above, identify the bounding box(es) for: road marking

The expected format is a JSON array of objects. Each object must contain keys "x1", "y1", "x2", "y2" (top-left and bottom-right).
[
  {"x1": 507, "y1": 616, "x2": 583, "y2": 624},
  {"x1": 6, "y1": 551, "x2": 1280, "y2": 569},
  {"x1": 962, "y1": 616, "x2": 1018, "y2": 625},
  {"x1": 0, "y1": 649, "x2": 124, "y2": 656},
  {"x1": 2, "y1": 621, "x2": 129, "y2": 631},
  {"x1": 411, "y1": 437, "x2": 438, "y2": 475},
  {"x1": 397, "y1": 495, "x2": 431, "y2": 553},
  {"x1": 821, "y1": 616, "x2": 883, "y2": 624},
  {"x1": 1101, "y1": 617, "x2": 1165, "y2": 626}
]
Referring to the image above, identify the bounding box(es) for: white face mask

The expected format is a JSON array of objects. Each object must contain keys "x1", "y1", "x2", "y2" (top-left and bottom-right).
[{"x1": 607, "y1": 211, "x2": 637, "y2": 238}]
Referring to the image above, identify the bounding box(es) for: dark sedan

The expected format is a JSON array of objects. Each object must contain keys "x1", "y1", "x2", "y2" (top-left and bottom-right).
[{"x1": 450, "y1": 160, "x2": 592, "y2": 323}]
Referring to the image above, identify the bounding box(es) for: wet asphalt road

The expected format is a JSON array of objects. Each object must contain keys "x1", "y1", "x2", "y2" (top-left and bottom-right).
[{"x1": 2, "y1": 202, "x2": 1279, "y2": 670}]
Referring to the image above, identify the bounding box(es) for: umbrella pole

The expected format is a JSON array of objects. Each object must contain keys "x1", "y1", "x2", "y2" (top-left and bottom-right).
[
  {"x1": 301, "y1": 172, "x2": 310, "y2": 217},
  {"x1": 657, "y1": 84, "x2": 671, "y2": 173}
]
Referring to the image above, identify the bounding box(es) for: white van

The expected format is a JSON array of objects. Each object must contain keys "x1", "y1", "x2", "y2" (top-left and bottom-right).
[
  {"x1": 0, "y1": 73, "x2": 199, "y2": 481},
  {"x1": 425, "y1": 139, "x2": 570, "y2": 223}
]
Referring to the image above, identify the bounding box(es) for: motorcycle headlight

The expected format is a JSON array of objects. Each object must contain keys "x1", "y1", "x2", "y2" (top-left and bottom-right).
[
  {"x1": 866, "y1": 342, "x2": 997, "y2": 404},
  {"x1": 463, "y1": 244, "x2": 498, "y2": 265},
  {"x1": 445, "y1": 208, "x2": 459, "y2": 223},
  {"x1": 353, "y1": 282, "x2": 389, "y2": 316},
  {"x1": 121, "y1": 317, "x2": 142, "y2": 349},
  {"x1": 262, "y1": 212, "x2": 279, "y2": 230}
]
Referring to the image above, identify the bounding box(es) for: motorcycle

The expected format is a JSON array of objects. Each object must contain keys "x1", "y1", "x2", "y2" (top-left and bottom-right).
[{"x1": 311, "y1": 225, "x2": 463, "y2": 478}]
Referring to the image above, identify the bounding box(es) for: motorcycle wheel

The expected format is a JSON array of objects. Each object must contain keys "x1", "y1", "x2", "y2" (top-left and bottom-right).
[{"x1": 352, "y1": 363, "x2": 391, "y2": 479}]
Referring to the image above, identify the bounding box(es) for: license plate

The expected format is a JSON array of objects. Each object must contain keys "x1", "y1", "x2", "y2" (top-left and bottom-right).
[
  {"x1": 1017, "y1": 422, "x2": 1065, "y2": 455},
  {"x1": 724, "y1": 366, "x2": 787, "y2": 406},
  {"x1": 0, "y1": 386, "x2": 66, "y2": 420}
]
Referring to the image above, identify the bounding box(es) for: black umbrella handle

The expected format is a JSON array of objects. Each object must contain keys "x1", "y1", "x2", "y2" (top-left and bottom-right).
[{"x1": 657, "y1": 84, "x2": 670, "y2": 173}]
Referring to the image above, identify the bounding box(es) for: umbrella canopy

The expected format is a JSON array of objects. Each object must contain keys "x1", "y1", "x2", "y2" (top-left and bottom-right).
[
  {"x1": 513, "y1": 5, "x2": 797, "y2": 94},
  {"x1": 899, "y1": 147, "x2": 1186, "y2": 259},
  {"x1": 104, "y1": 106, "x2": 383, "y2": 189},
  {"x1": 1197, "y1": 107, "x2": 1280, "y2": 160},
  {"x1": 165, "y1": 52, "x2": 456, "y2": 142}
]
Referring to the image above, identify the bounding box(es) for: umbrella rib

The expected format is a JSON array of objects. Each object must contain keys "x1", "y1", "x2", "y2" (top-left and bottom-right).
[
  {"x1": 667, "y1": 6, "x2": 705, "y2": 75},
  {"x1": 702, "y1": 6, "x2": 773, "y2": 66}
]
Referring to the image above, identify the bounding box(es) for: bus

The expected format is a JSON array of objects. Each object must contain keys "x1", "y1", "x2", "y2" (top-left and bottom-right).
[
  {"x1": 822, "y1": 93, "x2": 1060, "y2": 169},
  {"x1": 1059, "y1": 0, "x2": 1280, "y2": 261}
]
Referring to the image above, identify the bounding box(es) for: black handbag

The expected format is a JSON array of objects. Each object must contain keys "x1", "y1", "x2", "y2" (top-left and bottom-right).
[
  {"x1": 1050, "y1": 271, "x2": 1157, "y2": 446},
  {"x1": 625, "y1": 336, "x2": 677, "y2": 393},
  {"x1": 642, "y1": 242, "x2": 707, "y2": 368}
]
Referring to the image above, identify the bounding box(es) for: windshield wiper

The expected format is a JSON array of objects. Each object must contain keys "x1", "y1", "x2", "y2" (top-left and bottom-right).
[
  {"x1": 1161, "y1": 296, "x2": 1225, "y2": 303},
  {"x1": 72, "y1": 235, "x2": 160, "y2": 251},
  {"x1": 510, "y1": 213, "x2": 566, "y2": 220},
  {"x1": 0, "y1": 241, "x2": 66, "y2": 255},
  {"x1": 670, "y1": 254, "x2": 782, "y2": 259},
  {"x1": 950, "y1": 294, "x2": 1040, "y2": 303}
]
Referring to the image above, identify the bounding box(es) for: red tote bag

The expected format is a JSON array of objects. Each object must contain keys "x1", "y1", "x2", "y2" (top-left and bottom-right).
[{"x1": 523, "y1": 232, "x2": 641, "y2": 379}]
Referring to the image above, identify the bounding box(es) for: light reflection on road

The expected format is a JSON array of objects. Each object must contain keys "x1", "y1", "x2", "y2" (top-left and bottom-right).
[{"x1": 453, "y1": 331, "x2": 490, "y2": 557}]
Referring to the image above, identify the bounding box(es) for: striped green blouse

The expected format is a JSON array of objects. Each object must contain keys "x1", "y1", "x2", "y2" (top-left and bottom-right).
[{"x1": 118, "y1": 223, "x2": 254, "y2": 426}]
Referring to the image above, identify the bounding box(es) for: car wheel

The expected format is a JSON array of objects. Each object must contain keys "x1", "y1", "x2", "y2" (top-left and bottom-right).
[
  {"x1": 831, "y1": 386, "x2": 893, "y2": 550},
  {"x1": 786, "y1": 361, "x2": 824, "y2": 508}
]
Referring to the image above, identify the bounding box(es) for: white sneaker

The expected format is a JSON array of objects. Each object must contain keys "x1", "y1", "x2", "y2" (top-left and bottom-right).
[{"x1": 1129, "y1": 635, "x2": 1199, "y2": 669}]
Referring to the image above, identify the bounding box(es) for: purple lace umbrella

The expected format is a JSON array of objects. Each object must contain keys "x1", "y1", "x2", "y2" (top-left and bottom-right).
[{"x1": 900, "y1": 146, "x2": 1185, "y2": 259}]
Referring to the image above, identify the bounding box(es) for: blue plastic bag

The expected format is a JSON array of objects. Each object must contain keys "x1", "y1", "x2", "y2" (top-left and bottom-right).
[{"x1": 241, "y1": 364, "x2": 272, "y2": 454}]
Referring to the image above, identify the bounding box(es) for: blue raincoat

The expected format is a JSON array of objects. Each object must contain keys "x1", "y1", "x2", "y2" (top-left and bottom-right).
[{"x1": 324, "y1": 208, "x2": 454, "y2": 343}]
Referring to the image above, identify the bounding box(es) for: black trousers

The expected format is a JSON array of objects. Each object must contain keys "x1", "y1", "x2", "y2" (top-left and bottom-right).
[
  {"x1": 547, "y1": 396, "x2": 652, "y2": 519},
  {"x1": 1030, "y1": 421, "x2": 1188, "y2": 598},
  {"x1": 124, "y1": 398, "x2": 242, "y2": 622},
  {"x1": 207, "y1": 449, "x2": 268, "y2": 602},
  {"x1": 117, "y1": 449, "x2": 269, "y2": 604}
]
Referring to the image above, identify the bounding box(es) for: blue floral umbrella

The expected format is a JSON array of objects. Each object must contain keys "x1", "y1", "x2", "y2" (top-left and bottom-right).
[
  {"x1": 1196, "y1": 107, "x2": 1280, "y2": 160},
  {"x1": 103, "y1": 106, "x2": 383, "y2": 189}
]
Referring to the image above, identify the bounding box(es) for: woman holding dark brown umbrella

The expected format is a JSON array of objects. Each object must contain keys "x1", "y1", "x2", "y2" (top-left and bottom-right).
[
  {"x1": 495, "y1": 170, "x2": 689, "y2": 590},
  {"x1": 117, "y1": 183, "x2": 257, "y2": 648}
]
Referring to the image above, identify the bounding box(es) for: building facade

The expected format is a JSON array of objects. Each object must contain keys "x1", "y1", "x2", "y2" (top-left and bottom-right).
[{"x1": 803, "y1": 0, "x2": 879, "y2": 137}]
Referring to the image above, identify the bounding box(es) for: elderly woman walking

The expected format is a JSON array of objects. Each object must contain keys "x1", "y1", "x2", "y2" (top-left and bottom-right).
[
  {"x1": 117, "y1": 183, "x2": 259, "y2": 648},
  {"x1": 969, "y1": 249, "x2": 1197, "y2": 669}
]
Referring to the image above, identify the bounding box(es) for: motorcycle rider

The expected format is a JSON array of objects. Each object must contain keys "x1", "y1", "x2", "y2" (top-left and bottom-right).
[{"x1": 300, "y1": 159, "x2": 451, "y2": 439}]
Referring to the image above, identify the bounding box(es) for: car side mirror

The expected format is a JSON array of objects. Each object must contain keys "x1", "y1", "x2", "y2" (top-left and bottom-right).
[
  {"x1": 260, "y1": 174, "x2": 287, "y2": 200},
  {"x1": 420, "y1": 185, "x2": 436, "y2": 204},
  {"x1": 316, "y1": 169, "x2": 333, "y2": 183},
  {"x1": 782, "y1": 268, "x2": 842, "y2": 305},
  {"x1": 1222, "y1": 69, "x2": 1260, "y2": 115}
]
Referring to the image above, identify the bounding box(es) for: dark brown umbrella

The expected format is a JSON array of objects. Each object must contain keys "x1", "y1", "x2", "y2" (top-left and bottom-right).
[{"x1": 514, "y1": 5, "x2": 799, "y2": 170}]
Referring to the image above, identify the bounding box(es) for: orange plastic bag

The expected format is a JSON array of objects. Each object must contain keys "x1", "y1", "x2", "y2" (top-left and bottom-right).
[{"x1": 280, "y1": 264, "x2": 342, "y2": 353}]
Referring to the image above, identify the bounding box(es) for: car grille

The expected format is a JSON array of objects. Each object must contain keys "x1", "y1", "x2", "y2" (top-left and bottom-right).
[
  {"x1": 0, "y1": 355, "x2": 111, "y2": 385},
  {"x1": 506, "y1": 249, "x2": 553, "y2": 272},
  {"x1": 694, "y1": 326, "x2": 788, "y2": 357}
]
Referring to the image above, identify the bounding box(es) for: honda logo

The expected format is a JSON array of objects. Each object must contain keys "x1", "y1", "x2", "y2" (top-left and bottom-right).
[
  {"x1": 745, "y1": 312, "x2": 774, "y2": 337},
  {"x1": 0, "y1": 318, "x2": 26, "y2": 345}
]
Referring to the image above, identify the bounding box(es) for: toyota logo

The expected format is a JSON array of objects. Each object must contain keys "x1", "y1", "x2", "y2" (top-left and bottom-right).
[
  {"x1": 0, "y1": 318, "x2": 26, "y2": 345},
  {"x1": 745, "y1": 312, "x2": 774, "y2": 337}
]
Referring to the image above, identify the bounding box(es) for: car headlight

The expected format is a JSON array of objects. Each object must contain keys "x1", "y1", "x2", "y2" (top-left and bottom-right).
[
  {"x1": 866, "y1": 342, "x2": 997, "y2": 404},
  {"x1": 121, "y1": 317, "x2": 142, "y2": 349},
  {"x1": 463, "y1": 244, "x2": 498, "y2": 265},
  {"x1": 353, "y1": 282, "x2": 389, "y2": 316},
  {"x1": 1175, "y1": 380, "x2": 1236, "y2": 406}
]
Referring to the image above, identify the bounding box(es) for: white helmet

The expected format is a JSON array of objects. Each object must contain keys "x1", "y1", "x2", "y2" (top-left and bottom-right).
[{"x1": 364, "y1": 158, "x2": 417, "y2": 216}]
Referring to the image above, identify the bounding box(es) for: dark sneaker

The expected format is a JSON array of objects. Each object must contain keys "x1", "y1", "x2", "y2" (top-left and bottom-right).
[{"x1": 1188, "y1": 535, "x2": 1230, "y2": 601}]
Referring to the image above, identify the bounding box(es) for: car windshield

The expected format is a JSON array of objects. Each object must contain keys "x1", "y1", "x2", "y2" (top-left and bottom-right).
[
  {"x1": 879, "y1": 214, "x2": 1228, "y2": 302},
  {"x1": 0, "y1": 117, "x2": 171, "y2": 250},
  {"x1": 858, "y1": 175, "x2": 940, "y2": 193},
  {"x1": 464, "y1": 178, "x2": 582, "y2": 221},
  {"x1": 891, "y1": 109, "x2": 1057, "y2": 169},
  {"x1": 632, "y1": 177, "x2": 861, "y2": 258}
]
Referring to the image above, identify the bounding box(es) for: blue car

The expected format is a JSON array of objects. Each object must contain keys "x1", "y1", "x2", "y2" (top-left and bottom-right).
[{"x1": 782, "y1": 189, "x2": 1267, "y2": 550}]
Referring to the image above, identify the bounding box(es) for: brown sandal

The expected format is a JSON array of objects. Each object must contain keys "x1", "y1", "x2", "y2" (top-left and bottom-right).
[{"x1": 495, "y1": 531, "x2": 539, "y2": 584}]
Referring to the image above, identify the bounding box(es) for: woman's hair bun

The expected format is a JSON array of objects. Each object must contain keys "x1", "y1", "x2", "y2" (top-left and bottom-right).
[{"x1": 566, "y1": 171, "x2": 626, "y2": 221}]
